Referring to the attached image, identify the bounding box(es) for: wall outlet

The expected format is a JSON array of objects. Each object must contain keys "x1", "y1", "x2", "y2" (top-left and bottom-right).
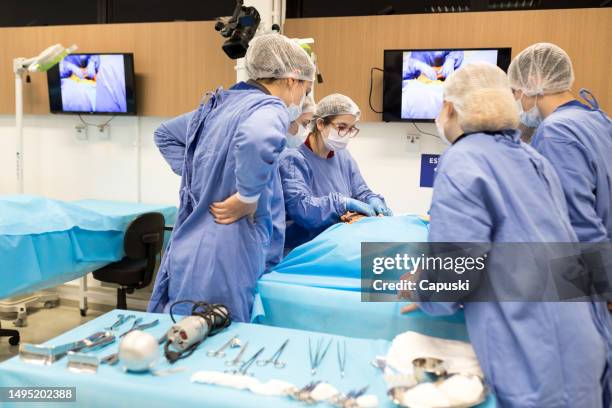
[
  {"x1": 405, "y1": 132, "x2": 421, "y2": 152},
  {"x1": 96, "y1": 124, "x2": 111, "y2": 140},
  {"x1": 75, "y1": 123, "x2": 88, "y2": 140}
]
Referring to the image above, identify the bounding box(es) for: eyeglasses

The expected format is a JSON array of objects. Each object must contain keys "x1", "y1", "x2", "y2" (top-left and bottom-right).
[{"x1": 329, "y1": 123, "x2": 360, "y2": 138}]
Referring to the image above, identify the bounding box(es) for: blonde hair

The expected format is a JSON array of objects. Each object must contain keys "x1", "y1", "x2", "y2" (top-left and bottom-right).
[{"x1": 444, "y1": 62, "x2": 519, "y2": 133}]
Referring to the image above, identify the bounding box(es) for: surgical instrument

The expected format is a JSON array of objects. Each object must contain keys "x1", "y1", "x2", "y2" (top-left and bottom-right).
[
  {"x1": 206, "y1": 335, "x2": 240, "y2": 358},
  {"x1": 337, "y1": 340, "x2": 347, "y2": 378},
  {"x1": 309, "y1": 337, "x2": 333, "y2": 376},
  {"x1": 225, "y1": 341, "x2": 249, "y2": 367},
  {"x1": 66, "y1": 352, "x2": 99, "y2": 374},
  {"x1": 105, "y1": 314, "x2": 136, "y2": 331},
  {"x1": 256, "y1": 339, "x2": 289, "y2": 368},
  {"x1": 20, "y1": 331, "x2": 115, "y2": 365},
  {"x1": 225, "y1": 347, "x2": 265, "y2": 376},
  {"x1": 119, "y1": 319, "x2": 159, "y2": 338}
]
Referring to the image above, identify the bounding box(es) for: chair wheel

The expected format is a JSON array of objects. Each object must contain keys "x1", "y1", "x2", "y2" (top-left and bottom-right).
[
  {"x1": 80, "y1": 309, "x2": 87, "y2": 317},
  {"x1": 9, "y1": 336, "x2": 20, "y2": 346}
]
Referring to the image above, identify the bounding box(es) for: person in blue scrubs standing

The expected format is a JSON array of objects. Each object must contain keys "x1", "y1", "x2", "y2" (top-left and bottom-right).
[
  {"x1": 403, "y1": 62, "x2": 608, "y2": 407},
  {"x1": 265, "y1": 95, "x2": 316, "y2": 271},
  {"x1": 508, "y1": 43, "x2": 612, "y2": 243},
  {"x1": 279, "y1": 93, "x2": 391, "y2": 249},
  {"x1": 508, "y1": 42, "x2": 612, "y2": 406},
  {"x1": 147, "y1": 34, "x2": 315, "y2": 321}
]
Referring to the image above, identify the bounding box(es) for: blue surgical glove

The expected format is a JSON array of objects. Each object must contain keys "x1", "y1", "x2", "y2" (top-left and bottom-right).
[
  {"x1": 345, "y1": 198, "x2": 376, "y2": 217},
  {"x1": 60, "y1": 62, "x2": 84, "y2": 79},
  {"x1": 439, "y1": 59, "x2": 456, "y2": 79},
  {"x1": 414, "y1": 61, "x2": 438, "y2": 80},
  {"x1": 369, "y1": 198, "x2": 393, "y2": 216}
]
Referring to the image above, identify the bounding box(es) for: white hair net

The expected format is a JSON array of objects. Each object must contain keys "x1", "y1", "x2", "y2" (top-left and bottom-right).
[
  {"x1": 314, "y1": 93, "x2": 361, "y2": 120},
  {"x1": 302, "y1": 94, "x2": 315, "y2": 114},
  {"x1": 508, "y1": 43, "x2": 574, "y2": 96},
  {"x1": 443, "y1": 62, "x2": 519, "y2": 133},
  {"x1": 245, "y1": 33, "x2": 315, "y2": 82}
]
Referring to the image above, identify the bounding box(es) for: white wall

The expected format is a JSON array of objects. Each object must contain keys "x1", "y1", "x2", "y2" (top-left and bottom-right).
[
  {"x1": 0, "y1": 114, "x2": 445, "y2": 308},
  {"x1": 0, "y1": 115, "x2": 445, "y2": 212}
]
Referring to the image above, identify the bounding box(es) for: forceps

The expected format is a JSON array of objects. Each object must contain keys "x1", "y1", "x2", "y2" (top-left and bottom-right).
[{"x1": 257, "y1": 339, "x2": 289, "y2": 368}]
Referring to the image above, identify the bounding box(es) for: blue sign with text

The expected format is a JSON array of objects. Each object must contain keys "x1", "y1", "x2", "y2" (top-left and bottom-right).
[{"x1": 420, "y1": 154, "x2": 440, "y2": 188}]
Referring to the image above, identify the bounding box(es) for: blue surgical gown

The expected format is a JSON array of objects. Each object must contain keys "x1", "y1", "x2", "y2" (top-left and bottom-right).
[
  {"x1": 422, "y1": 130, "x2": 609, "y2": 407},
  {"x1": 531, "y1": 96, "x2": 612, "y2": 405},
  {"x1": 279, "y1": 143, "x2": 384, "y2": 249},
  {"x1": 532, "y1": 98, "x2": 612, "y2": 243},
  {"x1": 147, "y1": 83, "x2": 289, "y2": 322}
]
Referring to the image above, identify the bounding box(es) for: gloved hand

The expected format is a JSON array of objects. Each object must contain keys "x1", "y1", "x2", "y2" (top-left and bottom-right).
[
  {"x1": 368, "y1": 198, "x2": 393, "y2": 216},
  {"x1": 439, "y1": 59, "x2": 456, "y2": 79},
  {"x1": 345, "y1": 198, "x2": 376, "y2": 217},
  {"x1": 414, "y1": 61, "x2": 438, "y2": 80},
  {"x1": 210, "y1": 193, "x2": 257, "y2": 224},
  {"x1": 60, "y1": 62, "x2": 84, "y2": 79}
]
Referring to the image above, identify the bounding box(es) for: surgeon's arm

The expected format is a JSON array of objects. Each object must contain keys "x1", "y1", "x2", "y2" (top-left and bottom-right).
[
  {"x1": 534, "y1": 127, "x2": 608, "y2": 243},
  {"x1": 154, "y1": 111, "x2": 194, "y2": 176},
  {"x1": 280, "y1": 154, "x2": 347, "y2": 229},
  {"x1": 347, "y1": 154, "x2": 384, "y2": 204},
  {"x1": 440, "y1": 51, "x2": 464, "y2": 79},
  {"x1": 418, "y1": 171, "x2": 493, "y2": 316},
  {"x1": 234, "y1": 105, "x2": 287, "y2": 203}
]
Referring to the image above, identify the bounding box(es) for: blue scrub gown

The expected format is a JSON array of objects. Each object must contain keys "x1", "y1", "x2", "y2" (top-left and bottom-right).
[
  {"x1": 422, "y1": 130, "x2": 609, "y2": 407},
  {"x1": 147, "y1": 83, "x2": 288, "y2": 322},
  {"x1": 279, "y1": 142, "x2": 384, "y2": 249},
  {"x1": 531, "y1": 92, "x2": 612, "y2": 405},
  {"x1": 532, "y1": 94, "x2": 612, "y2": 243}
]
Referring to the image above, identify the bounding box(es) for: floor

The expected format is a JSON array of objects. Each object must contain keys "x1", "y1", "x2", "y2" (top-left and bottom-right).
[{"x1": 0, "y1": 305, "x2": 105, "y2": 363}]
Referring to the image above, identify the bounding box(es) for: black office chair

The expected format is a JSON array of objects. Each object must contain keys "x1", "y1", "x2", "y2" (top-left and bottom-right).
[
  {"x1": 0, "y1": 323, "x2": 20, "y2": 346},
  {"x1": 93, "y1": 212, "x2": 165, "y2": 310}
]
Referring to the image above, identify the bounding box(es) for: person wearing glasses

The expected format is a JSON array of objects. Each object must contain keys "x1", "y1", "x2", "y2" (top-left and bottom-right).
[{"x1": 279, "y1": 93, "x2": 391, "y2": 249}]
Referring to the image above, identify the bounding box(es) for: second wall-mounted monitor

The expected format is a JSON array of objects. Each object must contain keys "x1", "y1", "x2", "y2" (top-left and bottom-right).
[{"x1": 383, "y1": 48, "x2": 512, "y2": 122}]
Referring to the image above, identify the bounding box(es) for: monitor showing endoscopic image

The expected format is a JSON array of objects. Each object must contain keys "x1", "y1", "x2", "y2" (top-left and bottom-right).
[
  {"x1": 383, "y1": 48, "x2": 512, "y2": 122},
  {"x1": 47, "y1": 53, "x2": 136, "y2": 115}
]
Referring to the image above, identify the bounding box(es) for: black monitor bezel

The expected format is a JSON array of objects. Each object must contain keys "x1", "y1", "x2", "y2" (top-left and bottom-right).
[
  {"x1": 47, "y1": 52, "x2": 137, "y2": 116},
  {"x1": 382, "y1": 47, "x2": 512, "y2": 123}
]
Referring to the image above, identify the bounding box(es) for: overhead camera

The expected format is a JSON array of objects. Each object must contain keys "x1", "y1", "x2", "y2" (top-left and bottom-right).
[{"x1": 215, "y1": 0, "x2": 261, "y2": 59}]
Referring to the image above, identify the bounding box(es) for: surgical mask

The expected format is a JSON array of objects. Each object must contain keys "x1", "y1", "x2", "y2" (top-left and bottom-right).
[
  {"x1": 287, "y1": 85, "x2": 305, "y2": 122},
  {"x1": 286, "y1": 123, "x2": 308, "y2": 148},
  {"x1": 435, "y1": 117, "x2": 451, "y2": 145},
  {"x1": 323, "y1": 127, "x2": 350, "y2": 151},
  {"x1": 516, "y1": 95, "x2": 542, "y2": 128}
]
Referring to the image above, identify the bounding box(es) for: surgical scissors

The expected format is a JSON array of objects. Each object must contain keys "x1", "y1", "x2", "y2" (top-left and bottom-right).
[
  {"x1": 256, "y1": 339, "x2": 289, "y2": 368},
  {"x1": 225, "y1": 347, "x2": 265, "y2": 376},
  {"x1": 206, "y1": 335, "x2": 240, "y2": 358},
  {"x1": 225, "y1": 341, "x2": 249, "y2": 367}
]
